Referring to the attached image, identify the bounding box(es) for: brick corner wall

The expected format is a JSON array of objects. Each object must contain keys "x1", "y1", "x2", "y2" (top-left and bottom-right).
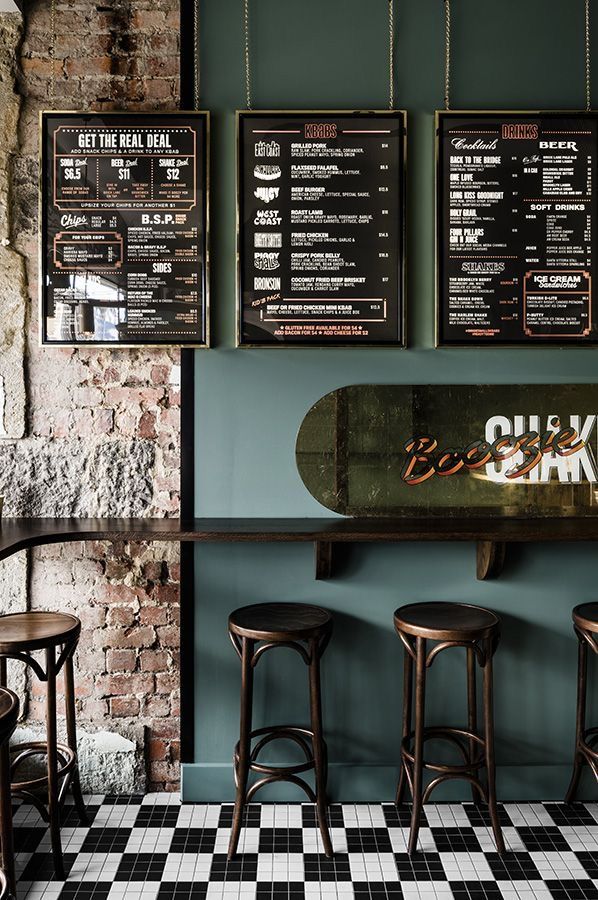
[{"x1": 2, "y1": 0, "x2": 184, "y2": 792}]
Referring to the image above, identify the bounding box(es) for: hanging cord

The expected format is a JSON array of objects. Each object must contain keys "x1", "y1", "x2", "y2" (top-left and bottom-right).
[
  {"x1": 193, "y1": 0, "x2": 200, "y2": 108},
  {"x1": 444, "y1": 0, "x2": 451, "y2": 110},
  {"x1": 389, "y1": 0, "x2": 395, "y2": 109},
  {"x1": 586, "y1": 0, "x2": 591, "y2": 111},
  {"x1": 49, "y1": 0, "x2": 56, "y2": 108},
  {"x1": 244, "y1": 0, "x2": 252, "y2": 109}
]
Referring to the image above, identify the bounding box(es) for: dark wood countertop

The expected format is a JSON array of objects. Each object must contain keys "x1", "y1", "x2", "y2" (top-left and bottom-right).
[{"x1": 0, "y1": 516, "x2": 597, "y2": 566}]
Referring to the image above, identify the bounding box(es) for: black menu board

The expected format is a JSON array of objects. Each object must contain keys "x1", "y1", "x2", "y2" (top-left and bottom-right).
[
  {"x1": 237, "y1": 110, "x2": 405, "y2": 346},
  {"x1": 437, "y1": 111, "x2": 598, "y2": 345},
  {"x1": 40, "y1": 111, "x2": 209, "y2": 346}
]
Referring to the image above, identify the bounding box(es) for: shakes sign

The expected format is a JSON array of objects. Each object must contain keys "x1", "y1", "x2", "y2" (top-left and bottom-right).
[{"x1": 296, "y1": 385, "x2": 598, "y2": 517}]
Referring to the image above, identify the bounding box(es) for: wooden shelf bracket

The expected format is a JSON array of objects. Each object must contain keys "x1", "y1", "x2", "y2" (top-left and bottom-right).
[
  {"x1": 476, "y1": 540, "x2": 507, "y2": 581},
  {"x1": 314, "y1": 541, "x2": 334, "y2": 580}
]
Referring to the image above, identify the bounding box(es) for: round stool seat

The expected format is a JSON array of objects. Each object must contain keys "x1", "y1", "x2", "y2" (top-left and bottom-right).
[
  {"x1": 394, "y1": 602, "x2": 499, "y2": 641},
  {"x1": 573, "y1": 603, "x2": 598, "y2": 634},
  {"x1": 0, "y1": 612, "x2": 80, "y2": 653},
  {"x1": 0, "y1": 688, "x2": 18, "y2": 745},
  {"x1": 229, "y1": 603, "x2": 332, "y2": 642}
]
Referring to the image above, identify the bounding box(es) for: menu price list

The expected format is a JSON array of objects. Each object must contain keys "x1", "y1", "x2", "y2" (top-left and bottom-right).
[
  {"x1": 41, "y1": 112, "x2": 208, "y2": 346},
  {"x1": 238, "y1": 111, "x2": 405, "y2": 346},
  {"x1": 437, "y1": 112, "x2": 598, "y2": 345}
]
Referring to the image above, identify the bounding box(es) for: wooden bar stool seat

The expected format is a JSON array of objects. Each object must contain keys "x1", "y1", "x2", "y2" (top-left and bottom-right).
[
  {"x1": 394, "y1": 602, "x2": 505, "y2": 855},
  {"x1": 0, "y1": 688, "x2": 18, "y2": 899},
  {"x1": 228, "y1": 602, "x2": 333, "y2": 860},
  {"x1": 566, "y1": 603, "x2": 598, "y2": 801},
  {"x1": 0, "y1": 611, "x2": 88, "y2": 880}
]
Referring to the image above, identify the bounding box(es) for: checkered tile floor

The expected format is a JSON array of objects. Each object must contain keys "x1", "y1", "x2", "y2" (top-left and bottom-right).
[{"x1": 13, "y1": 794, "x2": 598, "y2": 900}]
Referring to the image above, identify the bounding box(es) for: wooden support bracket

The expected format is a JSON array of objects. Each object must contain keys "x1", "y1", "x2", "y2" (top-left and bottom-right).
[
  {"x1": 476, "y1": 540, "x2": 507, "y2": 581},
  {"x1": 314, "y1": 541, "x2": 334, "y2": 580}
]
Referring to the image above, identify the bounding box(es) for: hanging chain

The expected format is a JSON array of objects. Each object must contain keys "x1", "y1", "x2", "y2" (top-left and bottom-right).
[
  {"x1": 444, "y1": 0, "x2": 451, "y2": 110},
  {"x1": 244, "y1": 0, "x2": 252, "y2": 109},
  {"x1": 389, "y1": 0, "x2": 395, "y2": 109},
  {"x1": 193, "y1": 0, "x2": 200, "y2": 108},
  {"x1": 586, "y1": 0, "x2": 591, "y2": 111},
  {"x1": 49, "y1": 0, "x2": 56, "y2": 108}
]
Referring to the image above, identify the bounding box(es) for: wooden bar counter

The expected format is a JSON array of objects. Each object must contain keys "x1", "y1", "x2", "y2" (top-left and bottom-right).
[{"x1": 0, "y1": 516, "x2": 597, "y2": 580}]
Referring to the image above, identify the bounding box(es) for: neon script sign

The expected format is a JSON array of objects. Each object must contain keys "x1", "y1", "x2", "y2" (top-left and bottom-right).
[{"x1": 402, "y1": 415, "x2": 598, "y2": 485}]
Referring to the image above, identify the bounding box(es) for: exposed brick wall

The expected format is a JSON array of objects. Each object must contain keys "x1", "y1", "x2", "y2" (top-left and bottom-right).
[{"x1": 9, "y1": 0, "x2": 183, "y2": 791}]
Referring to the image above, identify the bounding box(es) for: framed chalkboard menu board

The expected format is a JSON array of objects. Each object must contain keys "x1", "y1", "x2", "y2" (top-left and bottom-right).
[
  {"x1": 40, "y1": 111, "x2": 209, "y2": 346},
  {"x1": 437, "y1": 111, "x2": 598, "y2": 346},
  {"x1": 237, "y1": 110, "x2": 406, "y2": 347}
]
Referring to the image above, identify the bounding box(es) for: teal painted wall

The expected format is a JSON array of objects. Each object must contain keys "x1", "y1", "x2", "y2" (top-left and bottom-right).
[{"x1": 187, "y1": 0, "x2": 598, "y2": 802}]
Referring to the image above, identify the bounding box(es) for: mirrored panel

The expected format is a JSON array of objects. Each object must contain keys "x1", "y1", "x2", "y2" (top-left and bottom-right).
[{"x1": 296, "y1": 384, "x2": 598, "y2": 517}]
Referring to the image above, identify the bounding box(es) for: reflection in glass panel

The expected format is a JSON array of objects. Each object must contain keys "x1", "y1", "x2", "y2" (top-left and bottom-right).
[{"x1": 50, "y1": 272, "x2": 126, "y2": 342}]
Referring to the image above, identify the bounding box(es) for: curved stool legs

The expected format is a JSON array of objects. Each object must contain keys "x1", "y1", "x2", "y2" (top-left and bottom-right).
[
  {"x1": 0, "y1": 737, "x2": 14, "y2": 898},
  {"x1": 566, "y1": 627, "x2": 592, "y2": 803},
  {"x1": 228, "y1": 638, "x2": 254, "y2": 860},
  {"x1": 396, "y1": 631, "x2": 505, "y2": 855},
  {"x1": 228, "y1": 625, "x2": 333, "y2": 860},
  {"x1": 0, "y1": 637, "x2": 87, "y2": 879}
]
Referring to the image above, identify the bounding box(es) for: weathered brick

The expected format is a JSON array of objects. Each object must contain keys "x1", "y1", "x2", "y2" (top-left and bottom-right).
[
  {"x1": 149, "y1": 738, "x2": 169, "y2": 760},
  {"x1": 97, "y1": 673, "x2": 155, "y2": 697},
  {"x1": 155, "y1": 673, "x2": 178, "y2": 694},
  {"x1": 106, "y1": 606, "x2": 136, "y2": 628},
  {"x1": 80, "y1": 698, "x2": 109, "y2": 719},
  {"x1": 110, "y1": 697, "x2": 140, "y2": 717},
  {"x1": 140, "y1": 649, "x2": 169, "y2": 672},
  {"x1": 143, "y1": 695, "x2": 170, "y2": 717},
  {"x1": 150, "y1": 718, "x2": 179, "y2": 739},
  {"x1": 153, "y1": 584, "x2": 178, "y2": 605},
  {"x1": 139, "y1": 606, "x2": 169, "y2": 626},
  {"x1": 102, "y1": 626, "x2": 156, "y2": 650},
  {"x1": 141, "y1": 560, "x2": 164, "y2": 581},
  {"x1": 106, "y1": 649, "x2": 137, "y2": 672},
  {"x1": 156, "y1": 626, "x2": 178, "y2": 649}
]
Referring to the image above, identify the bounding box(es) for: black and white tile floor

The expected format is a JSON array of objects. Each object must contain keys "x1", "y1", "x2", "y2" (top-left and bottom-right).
[{"x1": 13, "y1": 794, "x2": 598, "y2": 900}]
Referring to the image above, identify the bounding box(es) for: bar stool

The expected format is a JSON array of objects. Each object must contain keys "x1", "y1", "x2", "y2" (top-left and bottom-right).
[
  {"x1": 565, "y1": 603, "x2": 598, "y2": 802},
  {"x1": 394, "y1": 601, "x2": 505, "y2": 854},
  {"x1": 0, "y1": 612, "x2": 88, "y2": 879},
  {"x1": 228, "y1": 602, "x2": 333, "y2": 859},
  {"x1": 0, "y1": 687, "x2": 18, "y2": 898}
]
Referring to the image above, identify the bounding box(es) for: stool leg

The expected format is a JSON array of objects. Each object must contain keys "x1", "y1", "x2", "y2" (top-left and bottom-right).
[
  {"x1": 467, "y1": 646, "x2": 480, "y2": 805},
  {"x1": 228, "y1": 638, "x2": 254, "y2": 860},
  {"x1": 0, "y1": 733, "x2": 15, "y2": 898},
  {"x1": 396, "y1": 644, "x2": 413, "y2": 806},
  {"x1": 46, "y1": 646, "x2": 64, "y2": 879},
  {"x1": 565, "y1": 635, "x2": 588, "y2": 803},
  {"x1": 64, "y1": 653, "x2": 88, "y2": 825},
  {"x1": 482, "y1": 642, "x2": 505, "y2": 854},
  {"x1": 309, "y1": 636, "x2": 333, "y2": 858},
  {"x1": 0, "y1": 656, "x2": 15, "y2": 896},
  {"x1": 408, "y1": 637, "x2": 426, "y2": 855}
]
